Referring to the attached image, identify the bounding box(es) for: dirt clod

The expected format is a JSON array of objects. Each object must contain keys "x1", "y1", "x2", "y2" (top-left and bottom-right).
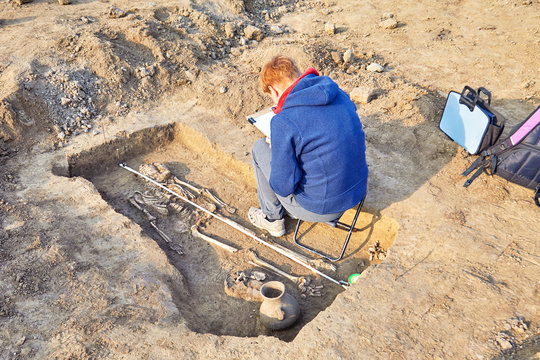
[
  {"x1": 380, "y1": 17, "x2": 398, "y2": 29},
  {"x1": 108, "y1": 6, "x2": 126, "y2": 18},
  {"x1": 244, "y1": 25, "x2": 262, "y2": 41}
]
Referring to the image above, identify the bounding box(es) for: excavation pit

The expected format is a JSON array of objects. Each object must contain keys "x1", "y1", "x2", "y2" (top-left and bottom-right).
[{"x1": 66, "y1": 123, "x2": 398, "y2": 341}]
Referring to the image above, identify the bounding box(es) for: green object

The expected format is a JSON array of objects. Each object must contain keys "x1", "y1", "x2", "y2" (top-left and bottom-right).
[{"x1": 348, "y1": 273, "x2": 362, "y2": 285}]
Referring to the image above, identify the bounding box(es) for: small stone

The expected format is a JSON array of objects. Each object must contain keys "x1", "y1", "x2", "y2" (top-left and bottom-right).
[
  {"x1": 108, "y1": 6, "x2": 126, "y2": 18},
  {"x1": 324, "y1": 22, "x2": 336, "y2": 35},
  {"x1": 223, "y1": 22, "x2": 236, "y2": 38},
  {"x1": 270, "y1": 25, "x2": 283, "y2": 34},
  {"x1": 80, "y1": 107, "x2": 91, "y2": 117},
  {"x1": 244, "y1": 25, "x2": 262, "y2": 41},
  {"x1": 57, "y1": 131, "x2": 66, "y2": 140},
  {"x1": 513, "y1": 325, "x2": 525, "y2": 333},
  {"x1": 382, "y1": 12, "x2": 394, "y2": 19},
  {"x1": 16, "y1": 336, "x2": 26, "y2": 346},
  {"x1": 403, "y1": 103, "x2": 413, "y2": 110},
  {"x1": 496, "y1": 335, "x2": 513, "y2": 350},
  {"x1": 510, "y1": 317, "x2": 528, "y2": 332},
  {"x1": 276, "y1": 5, "x2": 288, "y2": 15},
  {"x1": 58, "y1": 0, "x2": 71, "y2": 4},
  {"x1": 521, "y1": 80, "x2": 534, "y2": 89},
  {"x1": 367, "y1": 63, "x2": 384, "y2": 72},
  {"x1": 80, "y1": 16, "x2": 93, "y2": 24},
  {"x1": 137, "y1": 67, "x2": 151, "y2": 78},
  {"x1": 230, "y1": 47, "x2": 242, "y2": 57},
  {"x1": 380, "y1": 17, "x2": 398, "y2": 30},
  {"x1": 185, "y1": 70, "x2": 196, "y2": 82},
  {"x1": 240, "y1": 37, "x2": 248, "y2": 46},
  {"x1": 251, "y1": 271, "x2": 266, "y2": 281},
  {"x1": 353, "y1": 48, "x2": 365, "y2": 58},
  {"x1": 497, "y1": 339, "x2": 512, "y2": 350},
  {"x1": 343, "y1": 49, "x2": 353, "y2": 64},
  {"x1": 60, "y1": 97, "x2": 71, "y2": 106},
  {"x1": 219, "y1": 86, "x2": 228, "y2": 94},
  {"x1": 331, "y1": 51, "x2": 342, "y2": 64},
  {"x1": 350, "y1": 86, "x2": 378, "y2": 104},
  {"x1": 92, "y1": 129, "x2": 100, "y2": 136}
]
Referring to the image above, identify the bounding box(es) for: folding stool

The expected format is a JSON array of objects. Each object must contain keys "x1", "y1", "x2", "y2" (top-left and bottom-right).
[{"x1": 293, "y1": 194, "x2": 366, "y2": 262}]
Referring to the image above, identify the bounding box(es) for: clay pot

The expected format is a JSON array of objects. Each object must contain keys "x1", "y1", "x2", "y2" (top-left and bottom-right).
[{"x1": 259, "y1": 281, "x2": 300, "y2": 330}]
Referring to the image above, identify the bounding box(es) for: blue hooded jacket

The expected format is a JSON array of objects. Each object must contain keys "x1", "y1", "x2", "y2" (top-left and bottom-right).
[{"x1": 269, "y1": 73, "x2": 368, "y2": 214}]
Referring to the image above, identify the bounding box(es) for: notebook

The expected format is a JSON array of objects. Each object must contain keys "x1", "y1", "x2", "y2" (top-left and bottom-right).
[{"x1": 247, "y1": 107, "x2": 274, "y2": 138}]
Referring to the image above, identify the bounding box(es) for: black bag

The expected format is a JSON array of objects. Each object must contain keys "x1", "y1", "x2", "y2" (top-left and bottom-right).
[
  {"x1": 463, "y1": 106, "x2": 540, "y2": 206},
  {"x1": 439, "y1": 86, "x2": 505, "y2": 155}
]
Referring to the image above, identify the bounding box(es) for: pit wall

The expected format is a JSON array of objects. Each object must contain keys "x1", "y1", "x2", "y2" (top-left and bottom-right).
[
  {"x1": 173, "y1": 122, "x2": 255, "y2": 189},
  {"x1": 67, "y1": 121, "x2": 255, "y2": 192},
  {"x1": 68, "y1": 124, "x2": 175, "y2": 179}
]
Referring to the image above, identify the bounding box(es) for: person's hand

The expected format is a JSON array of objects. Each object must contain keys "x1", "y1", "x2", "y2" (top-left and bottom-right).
[{"x1": 265, "y1": 137, "x2": 271, "y2": 149}]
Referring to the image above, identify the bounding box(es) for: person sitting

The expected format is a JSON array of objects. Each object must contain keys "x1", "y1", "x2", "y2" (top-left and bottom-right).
[{"x1": 248, "y1": 55, "x2": 369, "y2": 237}]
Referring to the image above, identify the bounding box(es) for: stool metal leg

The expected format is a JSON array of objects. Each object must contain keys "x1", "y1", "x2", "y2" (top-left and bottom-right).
[{"x1": 293, "y1": 195, "x2": 365, "y2": 262}]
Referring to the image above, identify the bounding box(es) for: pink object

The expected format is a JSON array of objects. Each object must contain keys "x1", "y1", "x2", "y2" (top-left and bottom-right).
[{"x1": 511, "y1": 107, "x2": 540, "y2": 145}]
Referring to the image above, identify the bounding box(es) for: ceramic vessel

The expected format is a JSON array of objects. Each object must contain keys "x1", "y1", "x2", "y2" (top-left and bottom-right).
[{"x1": 259, "y1": 281, "x2": 300, "y2": 330}]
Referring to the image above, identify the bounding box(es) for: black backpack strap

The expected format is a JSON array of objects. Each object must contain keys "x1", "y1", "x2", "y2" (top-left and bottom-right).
[
  {"x1": 464, "y1": 159, "x2": 488, "y2": 187},
  {"x1": 463, "y1": 156, "x2": 485, "y2": 176},
  {"x1": 483, "y1": 138, "x2": 513, "y2": 156},
  {"x1": 535, "y1": 184, "x2": 540, "y2": 207},
  {"x1": 488, "y1": 155, "x2": 498, "y2": 174}
]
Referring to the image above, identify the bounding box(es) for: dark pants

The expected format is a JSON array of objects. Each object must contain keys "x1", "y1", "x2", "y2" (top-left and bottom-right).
[{"x1": 252, "y1": 138, "x2": 343, "y2": 222}]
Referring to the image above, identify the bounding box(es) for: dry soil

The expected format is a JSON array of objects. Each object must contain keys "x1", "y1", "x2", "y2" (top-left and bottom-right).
[{"x1": 0, "y1": 0, "x2": 539, "y2": 359}]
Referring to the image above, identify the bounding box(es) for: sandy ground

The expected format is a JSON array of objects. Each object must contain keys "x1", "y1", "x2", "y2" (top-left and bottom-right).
[{"x1": 1, "y1": 0, "x2": 539, "y2": 359}]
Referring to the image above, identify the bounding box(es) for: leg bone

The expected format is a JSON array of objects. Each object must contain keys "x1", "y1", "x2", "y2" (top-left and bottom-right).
[
  {"x1": 191, "y1": 225, "x2": 239, "y2": 254},
  {"x1": 248, "y1": 250, "x2": 305, "y2": 284}
]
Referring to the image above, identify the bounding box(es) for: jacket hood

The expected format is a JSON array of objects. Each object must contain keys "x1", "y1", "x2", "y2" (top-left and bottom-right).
[{"x1": 281, "y1": 74, "x2": 339, "y2": 110}]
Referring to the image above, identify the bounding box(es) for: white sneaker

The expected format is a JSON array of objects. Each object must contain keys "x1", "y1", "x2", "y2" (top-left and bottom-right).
[{"x1": 248, "y1": 207, "x2": 285, "y2": 237}]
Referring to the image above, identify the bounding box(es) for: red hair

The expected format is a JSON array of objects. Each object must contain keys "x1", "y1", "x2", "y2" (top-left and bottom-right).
[{"x1": 260, "y1": 56, "x2": 301, "y2": 94}]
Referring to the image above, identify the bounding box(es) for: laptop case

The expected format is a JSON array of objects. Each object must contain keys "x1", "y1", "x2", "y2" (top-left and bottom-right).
[{"x1": 439, "y1": 86, "x2": 498, "y2": 155}]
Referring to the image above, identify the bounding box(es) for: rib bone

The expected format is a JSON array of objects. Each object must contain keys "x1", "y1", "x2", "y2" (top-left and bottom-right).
[
  {"x1": 167, "y1": 183, "x2": 196, "y2": 200},
  {"x1": 129, "y1": 196, "x2": 157, "y2": 221}
]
